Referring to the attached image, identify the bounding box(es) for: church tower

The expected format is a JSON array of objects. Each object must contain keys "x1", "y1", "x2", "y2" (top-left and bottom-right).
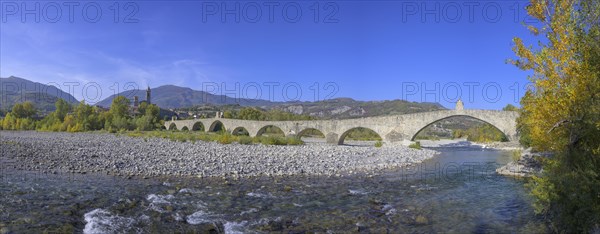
[{"x1": 146, "y1": 86, "x2": 151, "y2": 105}]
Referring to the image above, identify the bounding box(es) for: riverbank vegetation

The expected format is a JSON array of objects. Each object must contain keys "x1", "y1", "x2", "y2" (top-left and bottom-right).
[
  {"x1": 452, "y1": 123, "x2": 509, "y2": 143},
  {"x1": 511, "y1": 0, "x2": 600, "y2": 231},
  {"x1": 0, "y1": 98, "x2": 307, "y2": 145},
  {"x1": 1, "y1": 97, "x2": 162, "y2": 132},
  {"x1": 124, "y1": 131, "x2": 304, "y2": 145},
  {"x1": 408, "y1": 141, "x2": 421, "y2": 150},
  {"x1": 223, "y1": 107, "x2": 315, "y2": 121}
]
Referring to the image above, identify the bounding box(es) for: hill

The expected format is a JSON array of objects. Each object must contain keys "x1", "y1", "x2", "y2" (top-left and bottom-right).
[
  {"x1": 96, "y1": 85, "x2": 279, "y2": 109},
  {"x1": 0, "y1": 76, "x2": 79, "y2": 113},
  {"x1": 270, "y1": 98, "x2": 446, "y2": 119}
]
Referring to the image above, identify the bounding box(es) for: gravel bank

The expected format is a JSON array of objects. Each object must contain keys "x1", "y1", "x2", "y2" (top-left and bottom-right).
[
  {"x1": 0, "y1": 131, "x2": 437, "y2": 178},
  {"x1": 496, "y1": 149, "x2": 548, "y2": 177}
]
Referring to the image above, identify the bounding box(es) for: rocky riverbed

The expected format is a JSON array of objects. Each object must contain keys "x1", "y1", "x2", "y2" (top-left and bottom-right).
[
  {"x1": 0, "y1": 131, "x2": 437, "y2": 178},
  {"x1": 496, "y1": 149, "x2": 546, "y2": 177}
]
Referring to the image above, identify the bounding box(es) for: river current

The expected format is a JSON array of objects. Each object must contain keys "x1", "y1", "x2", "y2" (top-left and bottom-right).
[{"x1": 0, "y1": 146, "x2": 547, "y2": 233}]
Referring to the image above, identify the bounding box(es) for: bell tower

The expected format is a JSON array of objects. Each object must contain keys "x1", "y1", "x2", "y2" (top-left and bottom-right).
[{"x1": 146, "y1": 86, "x2": 151, "y2": 105}]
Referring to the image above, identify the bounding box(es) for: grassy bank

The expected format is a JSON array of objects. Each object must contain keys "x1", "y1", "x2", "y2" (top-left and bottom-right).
[{"x1": 123, "y1": 130, "x2": 304, "y2": 146}]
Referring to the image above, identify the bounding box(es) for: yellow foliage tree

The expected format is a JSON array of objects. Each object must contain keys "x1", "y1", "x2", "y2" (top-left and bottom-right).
[{"x1": 511, "y1": 0, "x2": 600, "y2": 231}]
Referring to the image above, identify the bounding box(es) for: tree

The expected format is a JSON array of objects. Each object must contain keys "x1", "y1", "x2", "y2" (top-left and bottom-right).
[
  {"x1": 511, "y1": 0, "x2": 600, "y2": 231},
  {"x1": 36, "y1": 99, "x2": 72, "y2": 131},
  {"x1": 1, "y1": 113, "x2": 17, "y2": 130},
  {"x1": 135, "y1": 103, "x2": 160, "y2": 131},
  {"x1": 54, "y1": 99, "x2": 71, "y2": 121},
  {"x1": 223, "y1": 110, "x2": 235, "y2": 119},
  {"x1": 73, "y1": 101, "x2": 102, "y2": 131},
  {"x1": 11, "y1": 101, "x2": 36, "y2": 119},
  {"x1": 502, "y1": 104, "x2": 518, "y2": 111},
  {"x1": 110, "y1": 96, "x2": 131, "y2": 119},
  {"x1": 144, "y1": 104, "x2": 160, "y2": 120},
  {"x1": 238, "y1": 108, "x2": 265, "y2": 120}
]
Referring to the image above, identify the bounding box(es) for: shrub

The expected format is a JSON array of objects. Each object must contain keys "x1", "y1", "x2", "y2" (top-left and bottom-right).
[
  {"x1": 252, "y1": 136, "x2": 262, "y2": 144},
  {"x1": 511, "y1": 149, "x2": 522, "y2": 162},
  {"x1": 217, "y1": 133, "x2": 235, "y2": 144},
  {"x1": 374, "y1": 141, "x2": 383, "y2": 148},
  {"x1": 237, "y1": 136, "x2": 253, "y2": 145},
  {"x1": 409, "y1": 141, "x2": 421, "y2": 150},
  {"x1": 286, "y1": 136, "x2": 304, "y2": 145},
  {"x1": 258, "y1": 136, "x2": 290, "y2": 145}
]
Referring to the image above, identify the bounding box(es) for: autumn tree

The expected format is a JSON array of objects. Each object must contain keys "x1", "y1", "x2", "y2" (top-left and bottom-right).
[
  {"x1": 37, "y1": 99, "x2": 73, "y2": 131},
  {"x1": 511, "y1": 0, "x2": 600, "y2": 231}
]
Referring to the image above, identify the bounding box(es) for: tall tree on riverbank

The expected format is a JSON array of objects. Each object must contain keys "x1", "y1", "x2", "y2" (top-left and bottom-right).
[{"x1": 511, "y1": 0, "x2": 600, "y2": 231}]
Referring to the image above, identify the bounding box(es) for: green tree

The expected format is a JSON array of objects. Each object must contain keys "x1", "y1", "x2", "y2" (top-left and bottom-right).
[
  {"x1": 223, "y1": 110, "x2": 235, "y2": 118},
  {"x1": 110, "y1": 96, "x2": 131, "y2": 119},
  {"x1": 37, "y1": 99, "x2": 73, "y2": 131},
  {"x1": 238, "y1": 107, "x2": 265, "y2": 120},
  {"x1": 106, "y1": 96, "x2": 132, "y2": 131},
  {"x1": 54, "y1": 99, "x2": 71, "y2": 121},
  {"x1": 74, "y1": 101, "x2": 103, "y2": 131},
  {"x1": 511, "y1": 0, "x2": 600, "y2": 231},
  {"x1": 11, "y1": 101, "x2": 36, "y2": 119},
  {"x1": 135, "y1": 103, "x2": 160, "y2": 131},
  {"x1": 137, "y1": 102, "x2": 149, "y2": 116},
  {"x1": 502, "y1": 104, "x2": 518, "y2": 111},
  {"x1": 144, "y1": 104, "x2": 160, "y2": 120}
]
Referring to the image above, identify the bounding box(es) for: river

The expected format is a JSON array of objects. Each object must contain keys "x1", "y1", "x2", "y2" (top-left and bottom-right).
[{"x1": 0, "y1": 146, "x2": 547, "y2": 233}]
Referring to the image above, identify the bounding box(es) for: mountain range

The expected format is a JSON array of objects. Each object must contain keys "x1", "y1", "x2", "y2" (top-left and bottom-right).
[{"x1": 1, "y1": 76, "x2": 447, "y2": 118}]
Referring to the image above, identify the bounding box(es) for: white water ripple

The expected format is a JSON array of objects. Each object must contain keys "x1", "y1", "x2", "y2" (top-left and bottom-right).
[{"x1": 83, "y1": 208, "x2": 137, "y2": 234}]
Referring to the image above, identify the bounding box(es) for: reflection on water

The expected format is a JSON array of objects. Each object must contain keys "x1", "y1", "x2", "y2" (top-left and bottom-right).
[{"x1": 0, "y1": 147, "x2": 548, "y2": 233}]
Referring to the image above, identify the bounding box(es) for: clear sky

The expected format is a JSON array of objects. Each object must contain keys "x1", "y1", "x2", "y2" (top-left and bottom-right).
[{"x1": 0, "y1": 1, "x2": 538, "y2": 109}]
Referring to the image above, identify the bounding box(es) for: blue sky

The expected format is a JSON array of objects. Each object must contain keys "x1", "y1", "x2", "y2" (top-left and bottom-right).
[{"x1": 1, "y1": 1, "x2": 538, "y2": 109}]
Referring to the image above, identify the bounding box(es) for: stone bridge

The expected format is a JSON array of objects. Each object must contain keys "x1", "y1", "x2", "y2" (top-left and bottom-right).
[{"x1": 164, "y1": 109, "x2": 519, "y2": 145}]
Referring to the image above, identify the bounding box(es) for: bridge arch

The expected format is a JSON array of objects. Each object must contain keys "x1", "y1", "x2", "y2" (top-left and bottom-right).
[
  {"x1": 410, "y1": 114, "x2": 509, "y2": 141},
  {"x1": 208, "y1": 120, "x2": 226, "y2": 132},
  {"x1": 231, "y1": 127, "x2": 250, "y2": 136},
  {"x1": 168, "y1": 123, "x2": 177, "y2": 130},
  {"x1": 181, "y1": 126, "x2": 189, "y2": 131},
  {"x1": 256, "y1": 125, "x2": 285, "y2": 137},
  {"x1": 338, "y1": 127, "x2": 382, "y2": 145},
  {"x1": 192, "y1": 122, "x2": 205, "y2": 131}
]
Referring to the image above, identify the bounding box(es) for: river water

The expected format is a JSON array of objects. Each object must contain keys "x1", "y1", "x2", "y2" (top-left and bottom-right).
[{"x1": 0, "y1": 146, "x2": 547, "y2": 233}]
